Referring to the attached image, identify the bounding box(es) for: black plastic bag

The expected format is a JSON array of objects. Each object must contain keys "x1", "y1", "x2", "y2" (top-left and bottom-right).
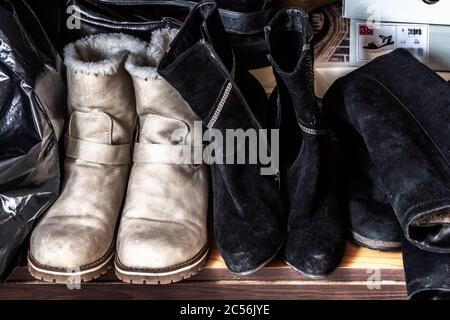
[
  {"x1": 23, "y1": 0, "x2": 64, "y2": 47},
  {"x1": 0, "y1": 0, "x2": 65, "y2": 281}
]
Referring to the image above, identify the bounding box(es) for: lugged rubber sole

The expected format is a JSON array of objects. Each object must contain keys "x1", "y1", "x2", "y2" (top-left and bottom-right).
[
  {"x1": 114, "y1": 244, "x2": 209, "y2": 285},
  {"x1": 27, "y1": 250, "x2": 114, "y2": 284}
]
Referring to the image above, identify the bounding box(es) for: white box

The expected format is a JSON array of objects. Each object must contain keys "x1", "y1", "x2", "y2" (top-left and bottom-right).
[
  {"x1": 343, "y1": 0, "x2": 450, "y2": 26},
  {"x1": 350, "y1": 20, "x2": 450, "y2": 71}
]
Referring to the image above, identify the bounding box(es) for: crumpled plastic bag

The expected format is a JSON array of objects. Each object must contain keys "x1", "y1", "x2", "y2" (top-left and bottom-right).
[{"x1": 0, "y1": 0, "x2": 65, "y2": 281}]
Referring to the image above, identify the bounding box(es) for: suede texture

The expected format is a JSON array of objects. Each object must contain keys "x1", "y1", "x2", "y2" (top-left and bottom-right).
[
  {"x1": 323, "y1": 49, "x2": 450, "y2": 254},
  {"x1": 330, "y1": 105, "x2": 402, "y2": 250},
  {"x1": 265, "y1": 8, "x2": 345, "y2": 276},
  {"x1": 158, "y1": 1, "x2": 286, "y2": 275}
]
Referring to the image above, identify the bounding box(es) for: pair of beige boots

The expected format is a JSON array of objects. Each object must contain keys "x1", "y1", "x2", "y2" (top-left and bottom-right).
[{"x1": 28, "y1": 30, "x2": 209, "y2": 284}]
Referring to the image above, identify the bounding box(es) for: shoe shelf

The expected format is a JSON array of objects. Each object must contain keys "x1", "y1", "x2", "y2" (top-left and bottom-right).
[
  {"x1": 1, "y1": 241, "x2": 405, "y2": 300},
  {"x1": 0, "y1": 69, "x2": 406, "y2": 300}
]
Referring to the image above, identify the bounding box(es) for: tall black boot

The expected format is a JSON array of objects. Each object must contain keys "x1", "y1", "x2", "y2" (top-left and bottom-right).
[
  {"x1": 325, "y1": 86, "x2": 403, "y2": 251},
  {"x1": 62, "y1": 0, "x2": 273, "y2": 69},
  {"x1": 158, "y1": 1, "x2": 286, "y2": 275},
  {"x1": 265, "y1": 8, "x2": 345, "y2": 277},
  {"x1": 324, "y1": 49, "x2": 450, "y2": 255}
]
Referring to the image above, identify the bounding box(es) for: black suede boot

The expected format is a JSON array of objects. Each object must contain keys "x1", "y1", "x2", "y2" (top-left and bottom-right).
[
  {"x1": 158, "y1": 1, "x2": 286, "y2": 275},
  {"x1": 324, "y1": 49, "x2": 450, "y2": 255},
  {"x1": 325, "y1": 92, "x2": 403, "y2": 251},
  {"x1": 265, "y1": 8, "x2": 345, "y2": 277}
]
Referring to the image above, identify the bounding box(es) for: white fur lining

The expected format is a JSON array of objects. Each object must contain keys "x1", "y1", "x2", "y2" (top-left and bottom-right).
[
  {"x1": 64, "y1": 33, "x2": 147, "y2": 75},
  {"x1": 125, "y1": 28, "x2": 178, "y2": 80},
  {"x1": 411, "y1": 208, "x2": 450, "y2": 226}
]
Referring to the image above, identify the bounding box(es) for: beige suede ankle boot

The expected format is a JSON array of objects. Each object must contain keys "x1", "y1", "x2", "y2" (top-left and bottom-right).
[
  {"x1": 28, "y1": 34, "x2": 145, "y2": 283},
  {"x1": 115, "y1": 29, "x2": 209, "y2": 284}
]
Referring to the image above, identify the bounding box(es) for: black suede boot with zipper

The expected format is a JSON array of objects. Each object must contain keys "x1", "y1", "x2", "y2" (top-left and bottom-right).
[
  {"x1": 158, "y1": 1, "x2": 286, "y2": 275},
  {"x1": 265, "y1": 8, "x2": 345, "y2": 277}
]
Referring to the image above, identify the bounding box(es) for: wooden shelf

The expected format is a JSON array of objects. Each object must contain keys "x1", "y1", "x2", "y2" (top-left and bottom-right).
[{"x1": 1, "y1": 241, "x2": 406, "y2": 300}]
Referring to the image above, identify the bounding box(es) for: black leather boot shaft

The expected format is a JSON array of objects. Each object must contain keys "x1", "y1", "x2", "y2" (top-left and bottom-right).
[
  {"x1": 60, "y1": 0, "x2": 273, "y2": 69},
  {"x1": 93, "y1": 0, "x2": 273, "y2": 34}
]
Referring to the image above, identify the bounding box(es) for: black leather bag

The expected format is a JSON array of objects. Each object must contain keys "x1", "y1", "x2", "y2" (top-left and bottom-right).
[
  {"x1": 61, "y1": 0, "x2": 271, "y2": 69},
  {"x1": 62, "y1": 0, "x2": 181, "y2": 45},
  {"x1": 80, "y1": 0, "x2": 272, "y2": 34}
]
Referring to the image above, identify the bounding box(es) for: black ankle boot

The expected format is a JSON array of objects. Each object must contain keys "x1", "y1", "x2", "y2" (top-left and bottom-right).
[
  {"x1": 324, "y1": 49, "x2": 450, "y2": 255},
  {"x1": 265, "y1": 8, "x2": 345, "y2": 277},
  {"x1": 158, "y1": 1, "x2": 286, "y2": 275}
]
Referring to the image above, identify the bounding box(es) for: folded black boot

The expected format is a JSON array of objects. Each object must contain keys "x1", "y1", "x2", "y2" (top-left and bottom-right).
[
  {"x1": 324, "y1": 49, "x2": 450, "y2": 255},
  {"x1": 325, "y1": 95, "x2": 403, "y2": 251},
  {"x1": 265, "y1": 8, "x2": 345, "y2": 277},
  {"x1": 330, "y1": 111, "x2": 402, "y2": 251},
  {"x1": 402, "y1": 236, "x2": 450, "y2": 300},
  {"x1": 158, "y1": 1, "x2": 286, "y2": 275}
]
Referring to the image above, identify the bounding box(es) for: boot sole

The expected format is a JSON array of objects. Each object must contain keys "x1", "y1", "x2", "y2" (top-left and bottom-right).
[
  {"x1": 27, "y1": 249, "x2": 114, "y2": 284},
  {"x1": 283, "y1": 259, "x2": 330, "y2": 279},
  {"x1": 114, "y1": 243, "x2": 209, "y2": 285},
  {"x1": 351, "y1": 231, "x2": 401, "y2": 251}
]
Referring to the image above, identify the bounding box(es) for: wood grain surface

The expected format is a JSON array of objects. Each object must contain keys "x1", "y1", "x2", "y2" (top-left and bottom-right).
[{"x1": 2, "y1": 241, "x2": 406, "y2": 300}]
